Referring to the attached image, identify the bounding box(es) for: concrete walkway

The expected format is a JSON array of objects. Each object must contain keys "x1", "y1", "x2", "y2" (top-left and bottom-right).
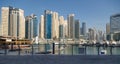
[{"x1": 0, "y1": 55, "x2": 120, "y2": 64}]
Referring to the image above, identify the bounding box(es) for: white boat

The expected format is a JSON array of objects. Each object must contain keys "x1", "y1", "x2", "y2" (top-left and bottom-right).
[{"x1": 100, "y1": 49, "x2": 107, "y2": 55}]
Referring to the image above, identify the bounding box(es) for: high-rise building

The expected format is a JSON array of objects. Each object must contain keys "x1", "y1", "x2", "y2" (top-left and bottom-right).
[
  {"x1": 64, "y1": 20, "x2": 68, "y2": 38},
  {"x1": 1, "y1": 6, "x2": 25, "y2": 39},
  {"x1": 39, "y1": 10, "x2": 60, "y2": 39},
  {"x1": 44, "y1": 10, "x2": 52, "y2": 39},
  {"x1": 0, "y1": 25, "x2": 1, "y2": 36},
  {"x1": 59, "y1": 16, "x2": 64, "y2": 25},
  {"x1": 25, "y1": 14, "x2": 38, "y2": 40},
  {"x1": 103, "y1": 32, "x2": 106, "y2": 40},
  {"x1": 52, "y1": 12, "x2": 59, "y2": 39},
  {"x1": 39, "y1": 15, "x2": 44, "y2": 39},
  {"x1": 88, "y1": 28, "x2": 95, "y2": 41},
  {"x1": 75, "y1": 20, "x2": 80, "y2": 39},
  {"x1": 31, "y1": 14, "x2": 38, "y2": 38},
  {"x1": 67, "y1": 14, "x2": 75, "y2": 38},
  {"x1": 59, "y1": 16, "x2": 64, "y2": 39},
  {"x1": 98, "y1": 30, "x2": 103, "y2": 41},
  {"x1": 81, "y1": 22, "x2": 86, "y2": 36},
  {"x1": 59, "y1": 25, "x2": 64, "y2": 39},
  {"x1": 25, "y1": 16, "x2": 33, "y2": 40},
  {"x1": 106, "y1": 23, "x2": 110, "y2": 35},
  {"x1": 110, "y1": 14, "x2": 120, "y2": 33}
]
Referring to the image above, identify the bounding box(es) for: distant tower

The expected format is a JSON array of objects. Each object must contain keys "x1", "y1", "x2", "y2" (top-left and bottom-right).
[
  {"x1": 25, "y1": 14, "x2": 38, "y2": 40},
  {"x1": 88, "y1": 28, "x2": 95, "y2": 41},
  {"x1": 106, "y1": 23, "x2": 110, "y2": 35},
  {"x1": 44, "y1": 10, "x2": 52, "y2": 39},
  {"x1": 67, "y1": 14, "x2": 75, "y2": 39},
  {"x1": 110, "y1": 14, "x2": 120, "y2": 33},
  {"x1": 81, "y1": 22, "x2": 86, "y2": 36},
  {"x1": 64, "y1": 20, "x2": 68, "y2": 38},
  {"x1": 25, "y1": 16, "x2": 33, "y2": 40},
  {"x1": 98, "y1": 30, "x2": 103, "y2": 41},
  {"x1": 110, "y1": 14, "x2": 120, "y2": 41},
  {"x1": 59, "y1": 16, "x2": 64, "y2": 39},
  {"x1": 1, "y1": 6, "x2": 25, "y2": 38},
  {"x1": 39, "y1": 15, "x2": 44, "y2": 39},
  {"x1": 52, "y1": 12, "x2": 59, "y2": 39},
  {"x1": 31, "y1": 14, "x2": 38, "y2": 38},
  {"x1": 75, "y1": 20, "x2": 80, "y2": 39}
]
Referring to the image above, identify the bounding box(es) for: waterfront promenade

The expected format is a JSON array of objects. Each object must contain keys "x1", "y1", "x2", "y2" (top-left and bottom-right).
[{"x1": 0, "y1": 55, "x2": 120, "y2": 64}]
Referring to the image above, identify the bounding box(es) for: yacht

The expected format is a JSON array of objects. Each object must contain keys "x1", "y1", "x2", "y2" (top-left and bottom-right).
[{"x1": 100, "y1": 49, "x2": 107, "y2": 55}]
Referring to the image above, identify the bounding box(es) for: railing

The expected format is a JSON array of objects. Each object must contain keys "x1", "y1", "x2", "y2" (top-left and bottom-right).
[{"x1": 0, "y1": 43, "x2": 120, "y2": 55}]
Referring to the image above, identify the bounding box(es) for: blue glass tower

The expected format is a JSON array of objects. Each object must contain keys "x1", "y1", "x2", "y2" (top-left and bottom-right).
[
  {"x1": 81, "y1": 22, "x2": 86, "y2": 36},
  {"x1": 59, "y1": 25, "x2": 64, "y2": 38},
  {"x1": 32, "y1": 15, "x2": 38, "y2": 37},
  {"x1": 110, "y1": 14, "x2": 120, "y2": 33},
  {"x1": 25, "y1": 14, "x2": 38, "y2": 40},
  {"x1": 44, "y1": 10, "x2": 52, "y2": 39},
  {"x1": 25, "y1": 16, "x2": 33, "y2": 40}
]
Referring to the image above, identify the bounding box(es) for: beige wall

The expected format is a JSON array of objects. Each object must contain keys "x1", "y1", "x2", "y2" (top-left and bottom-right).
[
  {"x1": 68, "y1": 14, "x2": 75, "y2": 38},
  {"x1": 19, "y1": 9, "x2": 25, "y2": 39},
  {"x1": 1, "y1": 7, "x2": 9, "y2": 36},
  {"x1": 39, "y1": 15, "x2": 44, "y2": 39},
  {"x1": 64, "y1": 20, "x2": 68, "y2": 38},
  {"x1": 1, "y1": 7, "x2": 25, "y2": 39},
  {"x1": 52, "y1": 12, "x2": 59, "y2": 39}
]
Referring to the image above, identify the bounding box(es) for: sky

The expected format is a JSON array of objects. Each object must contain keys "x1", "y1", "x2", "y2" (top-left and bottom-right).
[{"x1": 0, "y1": 0, "x2": 120, "y2": 31}]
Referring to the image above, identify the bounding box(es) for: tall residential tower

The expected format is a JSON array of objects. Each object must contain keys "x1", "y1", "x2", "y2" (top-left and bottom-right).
[
  {"x1": 1, "y1": 6, "x2": 25, "y2": 39},
  {"x1": 81, "y1": 22, "x2": 86, "y2": 36},
  {"x1": 25, "y1": 14, "x2": 38, "y2": 40},
  {"x1": 39, "y1": 15, "x2": 44, "y2": 39},
  {"x1": 44, "y1": 10, "x2": 52, "y2": 39},
  {"x1": 52, "y1": 12, "x2": 59, "y2": 39},
  {"x1": 110, "y1": 14, "x2": 120, "y2": 33},
  {"x1": 75, "y1": 20, "x2": 80, "y2": 39},
  {"x1": 67, "y1": 14, "x2": 75, "y2": 39}
]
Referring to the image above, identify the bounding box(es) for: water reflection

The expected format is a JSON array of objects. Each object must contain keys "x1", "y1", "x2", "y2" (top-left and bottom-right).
[{"x1": 1, "y1": 44, "x2": 120, "y2": 55}]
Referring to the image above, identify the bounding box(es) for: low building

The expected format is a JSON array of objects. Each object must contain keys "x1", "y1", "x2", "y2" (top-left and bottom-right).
[{"x1": 0, "y1": 36, "x2": 32, "y2": 49}]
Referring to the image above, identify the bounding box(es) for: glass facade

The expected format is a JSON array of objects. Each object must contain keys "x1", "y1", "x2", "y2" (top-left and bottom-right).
[
  {"x1": 45, "y1": 13, "x2": 52, "y2": 39},
  {"x1": 25, "y1": 14, "x2": 38, "y2": 40},
  {"x1": 110, "y1": 14, "x2": 120, "y2": 33},
  {"x1": 33, "y1": 16, "x2": 38, "y2": 37},
  {"x1": 68, "y1": 14, "x2": 75, "y2": 38},
  {"x1": 25, "y1": 17, "x2": 33, "y2": 40},
  {"x1": 75, "y1": 20, "x2": 80, "y2": 39},
  {"x1": 59, "y1": 25, "x2": 64, "y2": 38},
  {"x1": 82, "y1": 22, "x2": 86, "y2": 36},
  {"x1": 25, "y1": 19, "x2": 29, "y2": 39}
]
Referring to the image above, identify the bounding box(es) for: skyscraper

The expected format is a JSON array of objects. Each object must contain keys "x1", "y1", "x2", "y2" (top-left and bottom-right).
[
  {"x1": 25, "y1": 16, "x2": 33, "y2": 40},
  {"x1": 64, "y1": 20, "x2": 68, "y2": 38},
  {"x1": 67, "y1": 14, "x2": 75, "y2": 39},
  {"x1": 81, "y1": 22, "x2": 86, "y2": 36},
  {"x1": 110, "y1": 14, "x2": 120, "y2": 33},
  {"x1": 88, "y1": 28, "x2": 95, "y2": 41},
  {"x1": 25, "y1": 14, "x2": 38, "y2": 40},
  {"x1": 1, "y1": 6, "x2": 25, "y2": 38},
  {"x1": 106, "y1": 23, "x2": 110, "y2": 35},
  {"x1": 75, "y1": 20, "x2": 80, "y2": 39},
  {"x1": 39, "y1": 10, "x2": 60, "y2": 39},
  {"x1": 98, "y1": 30, "x2": 103, "y2": 41},
  {"x1": 31, "y1": 14, "x2": 38, "y2": 38},
  {"x1": 39, "y1": 15, "x2": 44, "y2": 39},
  {"x1": 44, "y1": 10, "x2": 52, "y2": 39},
  {"x1": 52, "y1": 12, "x2": 59, "y2": 39},
  {"x1": 59, "y1": 16, "x2": 64, "y2": 39},
  {"x1": 59, "y1": 25, "x2": 64, "y2": 39}
]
